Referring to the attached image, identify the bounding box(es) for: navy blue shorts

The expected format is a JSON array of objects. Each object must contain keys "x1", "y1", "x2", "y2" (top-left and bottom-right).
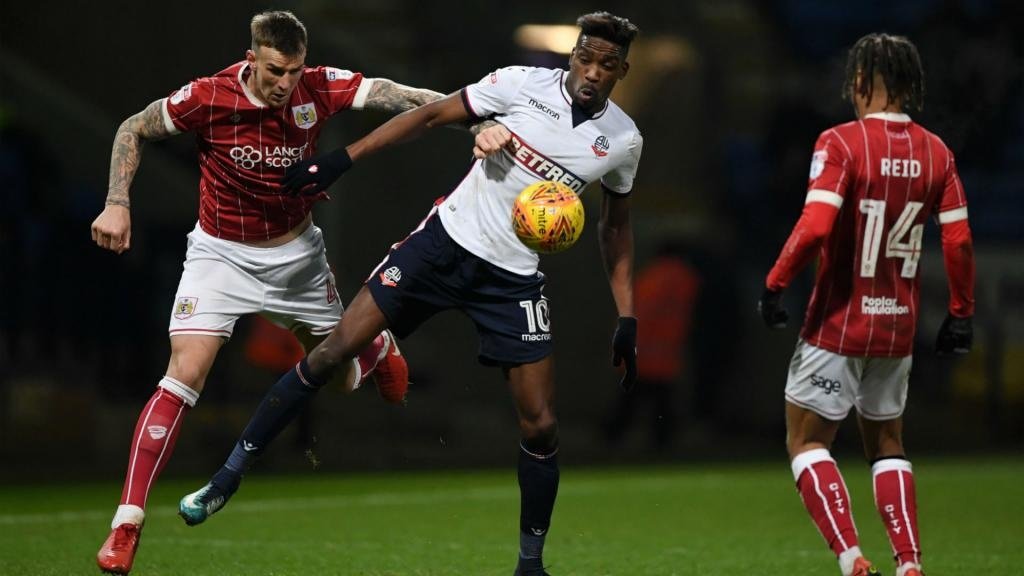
[{"x1": 366, "y1": 209, "x2": 552, "y2": 367}]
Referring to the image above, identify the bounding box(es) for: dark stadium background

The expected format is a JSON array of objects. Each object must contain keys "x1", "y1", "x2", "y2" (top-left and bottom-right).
[{"x1": 1, "y1": 0, "x2": 1021, "y2": 483}]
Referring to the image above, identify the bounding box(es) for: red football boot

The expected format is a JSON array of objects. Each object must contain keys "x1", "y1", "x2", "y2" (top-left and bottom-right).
[
  {"x1": 851, "y1": 557, "x2": 881, "y2": 576},
  {"x1": 371, "y1": 330, "x2": 409, "y2": 404},
  {"x1": 97, "y1": 523, "x2": 142, "y2": 574}
]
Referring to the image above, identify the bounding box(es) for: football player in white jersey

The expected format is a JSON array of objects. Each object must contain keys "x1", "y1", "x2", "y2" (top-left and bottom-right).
[{"x1": 182, "y1": 12, "x2": 641, "y2": 576}]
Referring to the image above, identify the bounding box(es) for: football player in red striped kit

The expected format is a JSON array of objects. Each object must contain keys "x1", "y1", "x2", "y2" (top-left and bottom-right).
[
  {"x1": 758, "y1": 33, "x2": 975, "y2": 576},
  {"x1": 179, "y1": 12, "x2": 643, "y2": 576},
  {"x1": 90, "y1": 10, "x2": 486, "y2": 574}
]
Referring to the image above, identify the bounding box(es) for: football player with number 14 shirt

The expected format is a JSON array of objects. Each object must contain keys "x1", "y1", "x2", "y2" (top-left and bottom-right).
[{"x1": 758, "y1": 33, "x2": 975, "y2": 576}]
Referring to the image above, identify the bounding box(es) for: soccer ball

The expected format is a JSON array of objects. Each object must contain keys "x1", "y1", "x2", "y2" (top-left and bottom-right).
[{"x1": 511, "y1": 181, "x2": 585, "y2": 254}]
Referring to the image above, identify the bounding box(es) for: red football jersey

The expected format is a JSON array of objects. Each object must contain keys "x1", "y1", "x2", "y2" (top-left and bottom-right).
[
  {"x1": 789, "y1": 112, "x2": 968, "y2": 356},
  {"x1": 162, "y1": 61, "x2": 367, "y2": 241}
]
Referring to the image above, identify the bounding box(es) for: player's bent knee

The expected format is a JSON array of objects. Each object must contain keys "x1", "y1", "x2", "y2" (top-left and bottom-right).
[
  {"x1": 164, "y1": 357, "x2": 212, "y2": 392},
  {"x1": 864, "y1": 435, "x2": 905, "y2": 461},
  {"x1": 521, "y1": 416, "x2": 559, "y2": 452}
]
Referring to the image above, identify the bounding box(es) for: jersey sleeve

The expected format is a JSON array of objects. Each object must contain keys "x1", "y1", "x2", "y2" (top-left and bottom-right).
[
  {"x1": 304, "y1": 66, "x2": 368, "y2": 114},
  {"x1": 765, "y1": 201, "x2": 841, "y2": 291},
  {"x1": 162, "y1": 78, "x2": 211, "y2": 135},
  {"x1": 933, "y1": 144, "x2": 974, "y2": 316},
  {"x1": 804, "y1": 130, "x2": 853, "y2": 209},
  {"x1": 460, "y1": 66, "x2": 532, "y2": 119},
  {"x1": 934, "y1": 146, "x2": 969, "y2": 224},
  {"x1": 601, "y1": 131, "x2": 643, "y2": 195}
]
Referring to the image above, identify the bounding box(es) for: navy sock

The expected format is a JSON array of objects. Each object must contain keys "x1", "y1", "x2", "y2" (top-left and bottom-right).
[
  {"x1": 517, "y1": 441, "x2": 559, "y2": 560},
  {"x1": 216, "y1": 358, "x2": 326, "y2": 487},
  {"x1": 519, "y1": 532, "x2": 546, "y2": 561}
]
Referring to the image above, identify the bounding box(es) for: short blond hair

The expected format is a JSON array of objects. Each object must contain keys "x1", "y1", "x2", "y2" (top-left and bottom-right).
[{"x1": 250, "y1": 10, "x2": 307, "y2": 55}]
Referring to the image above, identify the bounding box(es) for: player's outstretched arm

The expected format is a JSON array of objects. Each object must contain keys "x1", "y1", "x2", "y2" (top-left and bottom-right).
[
  {"x1": 282, "y1": 92, "x2": 471, "y2": 196},
  {"x1": 362, "y1": 78, "x2": 445, "y2": 114},
  {"x1": 599, "y1": 191, "x2": 638, "y2": 390},
  {"x1": 91, "y1": 99, "x2": 175, "y2": 254},
  {"x1": 363, "y1": 79, "x2": 498, "y2": 136},
  {"x1": 349, "y1": 92, "x2": 471, "y2": 159}
]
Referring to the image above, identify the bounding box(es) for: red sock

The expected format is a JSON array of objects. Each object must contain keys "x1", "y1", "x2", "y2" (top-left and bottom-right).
[
  {"x1": 872, "y1": 458, "x2": 921, "y2": 566},
  {"x1": 792, "y1": 449, "x2": 860, "y2": 556},
  {"x1": 355, "y1": 333, "x2": 386, "y2": 382},
  {"x1": 119, "y1": 379, "x2": 195, "y2": 509}
]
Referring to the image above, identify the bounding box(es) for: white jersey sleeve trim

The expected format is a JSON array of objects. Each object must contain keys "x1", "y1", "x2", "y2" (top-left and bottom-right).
[
  {"x1": 160, "y1": 98, "x2": 182, "y2": 135},
  {"x1": 351, "y1": 77, "x2": 374, "y2": 110},
  {"x1": 805, "y1": 189, "x2": 843, "y2": 208},
  {"x1": 937, "y1": 206, "x2": 968, "y2": 224}
]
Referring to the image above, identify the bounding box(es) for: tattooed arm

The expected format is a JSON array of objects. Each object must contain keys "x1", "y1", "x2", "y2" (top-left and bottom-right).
[
  {"x1": 91, "y1": 99, "x2": 175, "y2": 254},
  {"x1": 361, "y1": 78, "x2": 498, "y2": 135},
  {"x1": 361, "y1": 78, "x2": 444, "y2": 114}
]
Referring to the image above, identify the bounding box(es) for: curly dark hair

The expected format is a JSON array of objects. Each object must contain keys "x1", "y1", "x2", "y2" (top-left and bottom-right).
[
  {"x1": 843, "y1": 33, "x2": 926, "y2": 112},
  {"x1": 576, "y1": 12, "x2": 640, "y2": 54}
]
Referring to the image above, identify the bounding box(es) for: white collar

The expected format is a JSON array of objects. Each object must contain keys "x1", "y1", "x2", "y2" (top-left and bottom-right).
[
  {"x1": 238, "y1": 62, "x2": 267, "y2": 108},
  {"x1": 863, "y1": 111, "x2": 911, "y2": 123}
]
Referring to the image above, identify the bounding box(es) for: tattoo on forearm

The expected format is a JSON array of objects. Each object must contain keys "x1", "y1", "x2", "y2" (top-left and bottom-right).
[
  {"x1": 106, "y1": 99, "x2": 173, "y2": 207},
  {"x1": 469, "y1": 119, "x2": 500, "y2": 135},
  {"x1": 106, "y1": 124, "x2": 140, "y2": 208},
  {"x1": 364, "y1": 79, "x2": 444, "y2": 114}
]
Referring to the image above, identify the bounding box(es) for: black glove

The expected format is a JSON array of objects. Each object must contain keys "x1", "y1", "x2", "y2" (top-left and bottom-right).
[
  {"x1": 936, "y1": 314, "x2": 973, "y2": 356},
  {"x1": 611, "y1": 316, "x2": 638, "y2": 391},
  {"x1": 281, "y1": 147, "x2": 353, "y2": 196},
  {"x1": 758, "y1": 288, "x2": 789, "y2": 329}
]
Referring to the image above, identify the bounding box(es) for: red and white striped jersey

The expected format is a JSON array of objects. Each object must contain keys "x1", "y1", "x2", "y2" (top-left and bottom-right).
[
  {"x1": 161, "y1": 61, "x2": 369, "y2": 242},
  {"x1": 780, "y1": 112, "x2": 969, "y2": 356}
]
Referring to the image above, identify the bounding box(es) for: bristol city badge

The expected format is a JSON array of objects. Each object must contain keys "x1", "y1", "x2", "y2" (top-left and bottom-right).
[
  {"x1": 292, "y1": 103, "x2": 318, "y2": 129},
  {"x1": 174, "y1": 296, "x2": 198, "y2": 319}
]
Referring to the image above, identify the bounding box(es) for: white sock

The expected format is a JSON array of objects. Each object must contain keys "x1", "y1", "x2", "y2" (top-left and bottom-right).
[
  {"x1": 838, "y1": 546, "x2": 864, "y2": 576},
  {"x1": 896, "y1": 561, "x2": 922, "y2": 576},
  {"x1": 158, "y1": 376, "x2": 199, "y2": 407},
  {"x1": 111, "y1": 504, "x2": 145, "y2": 528}
]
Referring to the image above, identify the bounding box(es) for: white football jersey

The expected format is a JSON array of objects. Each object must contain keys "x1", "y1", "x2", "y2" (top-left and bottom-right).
[{"x1": 439, "y1": 66, "x2": 643, "y2": 275}]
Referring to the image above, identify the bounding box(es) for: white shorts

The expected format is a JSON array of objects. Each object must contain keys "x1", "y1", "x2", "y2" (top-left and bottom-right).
[
  {"x1": 168, "y1": 222, "x2": 342, "y2": 339},
  {"x1": 784, "y1": 339, "x2": 912, "y2": 421}
]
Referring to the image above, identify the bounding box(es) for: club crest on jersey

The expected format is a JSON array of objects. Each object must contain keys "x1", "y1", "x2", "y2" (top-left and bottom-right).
[
  {"x1": 325, "y1": 67, "x2": 353, "y2": 82},
  {"x1": 292, "y1": 103, "x2": 318, "y2": 129},
  {"x1": 809, "y1": 150, "x2": 827, "y2": 179},
  {"x1": 170, "y1": 82, "x2": 194, "y2": 105},
  {"x1": 591, "y1": 135, "x2": 610, "y2": 157},
  {"x1": 174, "y1": 296, "x2": 198, "y2": 319},
  {"x1": 379, "y1": 266, "x2": 402, "y2": 287}
]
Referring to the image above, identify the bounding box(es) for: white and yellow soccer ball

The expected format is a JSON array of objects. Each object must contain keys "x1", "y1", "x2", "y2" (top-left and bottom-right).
[{"x1": 511, "y1": 181, "x2": 585, "y2": 254}]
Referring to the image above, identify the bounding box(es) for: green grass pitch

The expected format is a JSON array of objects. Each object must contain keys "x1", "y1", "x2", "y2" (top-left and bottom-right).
[{"x1": 1, "y1": 458, "x2": 1020, "y2": 575}]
